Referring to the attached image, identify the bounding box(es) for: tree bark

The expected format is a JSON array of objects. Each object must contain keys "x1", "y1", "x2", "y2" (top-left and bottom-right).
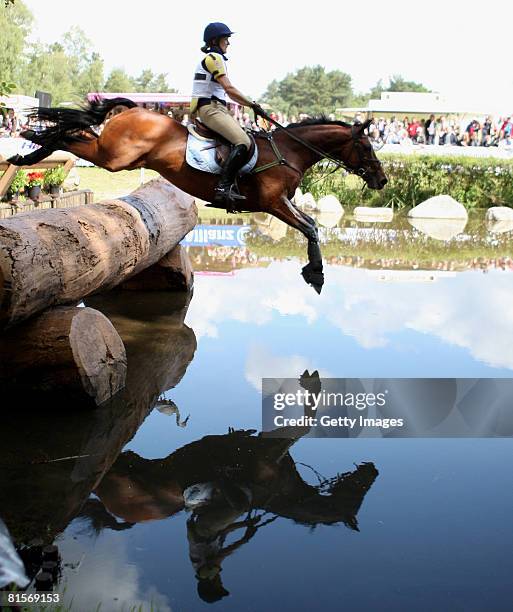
[
  {"x1": 0, "y1": 179, "x2": 197, "y2": 330},
  {"x1": 0, "y1": 305, "x2": 127, "y2": 406},
  {"x1": 120, "y1": 245, "x2": 194, "y2": 292}
]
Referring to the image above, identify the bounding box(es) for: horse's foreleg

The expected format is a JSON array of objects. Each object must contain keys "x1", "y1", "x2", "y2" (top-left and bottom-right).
[
  {"x1": 271, "y1": 196, "x2": 324, "y2": 294},
  {"x1": 292, "y1": 203, "x2": 316, "y2": 227}
]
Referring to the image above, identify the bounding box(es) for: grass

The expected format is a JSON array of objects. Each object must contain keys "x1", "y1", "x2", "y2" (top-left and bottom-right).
[
  {"x1": 75, "y1": 167, "x2": 160, "y2": 201},
  {"x1": 74, "y1": 167, "x2": 253, "y2": 223}
]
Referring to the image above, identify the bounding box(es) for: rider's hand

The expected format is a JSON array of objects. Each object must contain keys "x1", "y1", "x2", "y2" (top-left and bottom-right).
[{"x1": 251, "y1": 102, "x2": 266, "y2": 118}]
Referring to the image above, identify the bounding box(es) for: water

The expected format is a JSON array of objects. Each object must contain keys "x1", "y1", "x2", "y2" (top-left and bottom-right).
[{"x1": 1, "y1": 211, "x2": 513, "y2": 611}]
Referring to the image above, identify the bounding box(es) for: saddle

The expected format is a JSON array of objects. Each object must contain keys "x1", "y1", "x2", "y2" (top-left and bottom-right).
[{"x1": 189, "y1": 118, "x2": 256, "y2": 166}]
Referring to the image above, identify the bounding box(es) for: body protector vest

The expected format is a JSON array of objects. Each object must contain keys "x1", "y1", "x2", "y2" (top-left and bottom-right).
[{"x1": 191, "y1": 52, "x2": 228, "y2": 112}]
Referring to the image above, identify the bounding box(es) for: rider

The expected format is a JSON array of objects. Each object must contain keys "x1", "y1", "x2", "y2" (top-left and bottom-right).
[{"x1": 191, "y1": 23, "x2": 263, "y2": 205}]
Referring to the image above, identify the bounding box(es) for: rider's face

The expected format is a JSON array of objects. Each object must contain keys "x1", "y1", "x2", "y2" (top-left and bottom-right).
[{"x1": 218, "y1": 36, "x2": 230, "y2": 53}]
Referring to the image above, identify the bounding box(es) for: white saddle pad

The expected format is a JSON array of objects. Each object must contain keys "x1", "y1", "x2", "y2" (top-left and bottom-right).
[{"x1": 185, "y1": 127, "x2": 258, "y2": 175}]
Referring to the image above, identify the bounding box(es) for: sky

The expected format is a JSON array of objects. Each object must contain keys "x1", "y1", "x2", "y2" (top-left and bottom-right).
[{"x1": 22, "y1": 0, "x2": 512, "y2": 112}]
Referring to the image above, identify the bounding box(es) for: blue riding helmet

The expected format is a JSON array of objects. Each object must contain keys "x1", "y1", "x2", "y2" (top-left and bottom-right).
[{"x1": 203, "y1": 22, "x2": 235, "y2": 44}]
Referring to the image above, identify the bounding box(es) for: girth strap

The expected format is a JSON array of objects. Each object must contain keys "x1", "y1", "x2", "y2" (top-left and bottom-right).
[{"x1": 251, "y1": 132, "x2": 301, "y2": 176}]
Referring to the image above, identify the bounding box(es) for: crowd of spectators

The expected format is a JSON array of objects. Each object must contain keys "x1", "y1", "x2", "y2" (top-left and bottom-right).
[
  {"x1": 231, "y1": 108, "x2": 513, "y2": 148},
  {"x1": 0, "y1": 108, "x2": 28, "y2": 137},
  {"x1": 326, "y1": 255, "x2": 513, "y2": 273},
  {"x1": 362, "y1": 113, "x2": 513, "y2": 148}
]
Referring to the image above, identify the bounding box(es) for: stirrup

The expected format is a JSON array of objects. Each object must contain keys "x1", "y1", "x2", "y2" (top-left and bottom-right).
[{"x1": 212, "y1": 184, "x2": 246, "y2": 211}]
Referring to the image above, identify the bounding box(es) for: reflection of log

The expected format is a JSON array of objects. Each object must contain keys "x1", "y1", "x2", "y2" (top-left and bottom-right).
[
  {"x1": 120, "y1": 245, "x2": 194, "y2": 292},
  {"x1": 0, "y1": 179, "x2": 197, "y2": 329},
  {"x1": 0, "y1": 305, "x2": 126, "y2": 406},
  {"x1": 0, "y1": 291, "x2": 196, "y2": 544}
]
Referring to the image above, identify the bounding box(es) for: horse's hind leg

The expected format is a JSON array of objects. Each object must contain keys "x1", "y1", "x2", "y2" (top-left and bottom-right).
[
  {"x1": 7, "y1": 146, "x2": 53, "y2": 166},
  {"x1": 270, "y1": 195, "x2": 324, "y2": 294}
]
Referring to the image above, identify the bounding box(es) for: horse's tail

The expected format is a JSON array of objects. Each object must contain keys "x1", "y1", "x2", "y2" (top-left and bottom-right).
[{"x1": 21, "y1": 97, "x2": 138, "y2": 149}]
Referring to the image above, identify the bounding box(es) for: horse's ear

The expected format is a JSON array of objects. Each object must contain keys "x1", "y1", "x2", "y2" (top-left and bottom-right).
[{"x1": 354, "y1": 118, "x2": 372, "y2": 133}]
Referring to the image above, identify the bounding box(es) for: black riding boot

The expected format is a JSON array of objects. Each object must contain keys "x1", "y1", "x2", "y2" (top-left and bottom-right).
[{"x1": 213, "y1": 144, "x2": 249, "y2": 209}]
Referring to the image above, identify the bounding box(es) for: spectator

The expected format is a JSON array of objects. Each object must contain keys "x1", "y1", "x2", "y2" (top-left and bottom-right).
[{"x1": 425, "y1": 114, "x2": 436, "y2": 144}]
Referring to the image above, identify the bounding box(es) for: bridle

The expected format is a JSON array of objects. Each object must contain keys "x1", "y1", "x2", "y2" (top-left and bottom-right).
[
  {"x1": 255, "y1": 110, "x2": 381, "y2": 182},
  {"x1": 346, "y1": 124, "x2": 384, "y2": 183}
]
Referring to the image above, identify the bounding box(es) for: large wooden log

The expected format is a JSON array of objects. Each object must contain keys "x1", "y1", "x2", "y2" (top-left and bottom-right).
[
  {"x1": 120, "y1": 244, "x2": 194, "y2": 291},
  {"x1": 0, "y1": 291, "x2": 196, "y2": 544},
  {"x1": 0, "y1": 305, "x2": 127, "y2": 406},
  {"x1": 0, "y1": 179, "x2": 197, "y2": 330}
]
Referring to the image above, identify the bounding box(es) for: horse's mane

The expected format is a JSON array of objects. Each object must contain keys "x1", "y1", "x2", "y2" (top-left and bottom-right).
[{"x1": 283, "y1": 115, "x2": 352, "y2": 130}]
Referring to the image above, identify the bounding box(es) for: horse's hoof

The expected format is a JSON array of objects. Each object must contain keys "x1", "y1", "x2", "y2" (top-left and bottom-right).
[
  {"x1": 7, "y1": 154, "x2": 23, "y2": 166},
  {"x1": 301, "y1": 264, "x2": 324, "y2": 294}
]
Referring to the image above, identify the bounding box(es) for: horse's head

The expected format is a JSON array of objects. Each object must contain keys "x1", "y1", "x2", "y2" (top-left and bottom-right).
[{"x1": 342, "y1": 119, "x2": 388, "y2": 190}]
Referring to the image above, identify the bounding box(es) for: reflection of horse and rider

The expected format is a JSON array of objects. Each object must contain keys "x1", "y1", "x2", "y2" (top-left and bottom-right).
[
  {"x1": 82, "y1": 431, "x2": 377, "y2": 603},
  {"x1": 79, "y1": 372, "x2": 378, "y2": 603},
  {"x1": 8, "y1": 23, "x2": 387, "y2": 294}
]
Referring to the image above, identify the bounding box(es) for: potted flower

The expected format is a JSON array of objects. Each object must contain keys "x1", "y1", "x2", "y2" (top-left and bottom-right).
[
  {"x1": 43, "y1": 166, "x2": 67, "y2": 196},
  {"x1": 7, "y1": 171, "x2": 28, "y2": 202},
  {"x1": 26, "y1": 171, "x2": 44, "y2": 200}
]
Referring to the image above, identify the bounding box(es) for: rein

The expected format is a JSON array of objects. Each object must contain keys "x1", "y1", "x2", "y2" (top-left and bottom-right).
[{"x1": 251, "y1": 110, "x2": 376, "y2": 181}]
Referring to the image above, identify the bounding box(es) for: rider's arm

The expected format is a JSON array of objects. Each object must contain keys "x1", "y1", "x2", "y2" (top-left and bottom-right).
[
  {"x1": 203, "y1": 52, "x2": 254, "y2": 108},
  {"x1": 217, "y1": 75, "x2": 253, "y2": 108}
]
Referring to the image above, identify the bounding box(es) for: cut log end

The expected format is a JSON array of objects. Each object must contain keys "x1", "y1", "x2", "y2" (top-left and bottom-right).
[
  {"x1": 70, "y1": 308, "x2": 127, "y2": 405},
  {"x1": 0, "y1": 305, "x2": 127, "y2": 407}
]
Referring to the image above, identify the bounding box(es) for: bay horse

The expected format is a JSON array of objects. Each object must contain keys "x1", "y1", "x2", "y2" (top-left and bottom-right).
[{"x1": 8, "y1": 98, "x2": 388, "y2": 293}]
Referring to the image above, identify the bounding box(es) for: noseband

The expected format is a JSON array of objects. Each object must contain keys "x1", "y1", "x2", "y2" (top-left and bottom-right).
[{"x1": 346, "y1": 125, "x2": 382, "y2": 182}]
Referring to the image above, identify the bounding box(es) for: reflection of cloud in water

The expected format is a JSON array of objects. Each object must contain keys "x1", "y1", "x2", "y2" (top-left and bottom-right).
[
  {"x1": 245, "y1": 343, "x2": 334, "y2": 391},
  {"x1": 186, "y1": 264, "x2": 314, "y2": 339},
  {"x1": 186, "y1": 261, "x2": 513, "y2": 370},
  {"x1": 58, "y1": 534, "x2": 171, "y2": 612}
]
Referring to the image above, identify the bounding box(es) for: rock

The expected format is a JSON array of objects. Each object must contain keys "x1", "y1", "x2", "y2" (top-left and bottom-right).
[
  {"x1": 316, "y1": 210, "x2": 343, "y2": 228},
  {"x1": 354, "y1": 207, "x2": 393, "y2": 222},
  {"x1": 298, "y1": 192, "x2": 317, "y2": 211},
  {"x1": 317, "y1": 195, "x2": 343, "y2": 214},
  {"x1": 408, "y1": 218, "x2": 467, "y2": 241},
  {"x1": 487, "y1": 220, "x2": 513, "y2": 234},
  {"x1": 408, "y1": 195, "x2": 468, "y2": 220},
  {"x1": 486, "y1": 206, "x2": 513, "y2": 222},
  {"x1": 292, "y1": 187, "x2": 302, "y2": 204}
]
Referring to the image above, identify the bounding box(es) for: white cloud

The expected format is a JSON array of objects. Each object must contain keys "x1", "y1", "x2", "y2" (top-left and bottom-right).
[
  {"x1": 57, "y1": 535, "x2": 172, "y2": 612},
  {"x1": 244, "y1": 343, "x2": 334, "y2": 391},
  {"x1": 188, "y1": 260, "x2": 513, "y2": 371}
]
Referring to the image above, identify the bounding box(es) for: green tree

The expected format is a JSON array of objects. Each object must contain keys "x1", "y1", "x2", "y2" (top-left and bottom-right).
[
  {"x1": 104, "y1": 68, "x2": 136, "y2": 92},
  {"x1": 19, "y1": 42, "x2": 75, "y2": 104},
  {"x1": 369, "y1": 79, "x2": 385, "y2": 99},
  {"x1": 61, "y1": 26, "x2": 104, "y2": 97},
  {"x1": 0, "y1": 0, "x2": 32, "y2": 86},
  {"x1": 134, "y1": 69, "x2": 176, "y2": 93},
  {"x1": 78, "y1": 51, "x2": 104, "y2": 95},
  {"x1": 135, "y1": 68, "x2": 154, "y2": 92},
  {"x1": 387, "y1": 74, "x2": 430, "y2": 92},
  {"x1": 261, "y1": 65, "x2": 354, "y2": 116},
  {"x1": 147, "y1": 71, "x2": 176, "y2": 93}
]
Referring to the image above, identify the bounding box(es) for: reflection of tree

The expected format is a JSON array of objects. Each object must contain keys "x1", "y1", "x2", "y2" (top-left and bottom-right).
[{"x1": 245, "y1": 219, "x2": 513, "y2": 272}]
